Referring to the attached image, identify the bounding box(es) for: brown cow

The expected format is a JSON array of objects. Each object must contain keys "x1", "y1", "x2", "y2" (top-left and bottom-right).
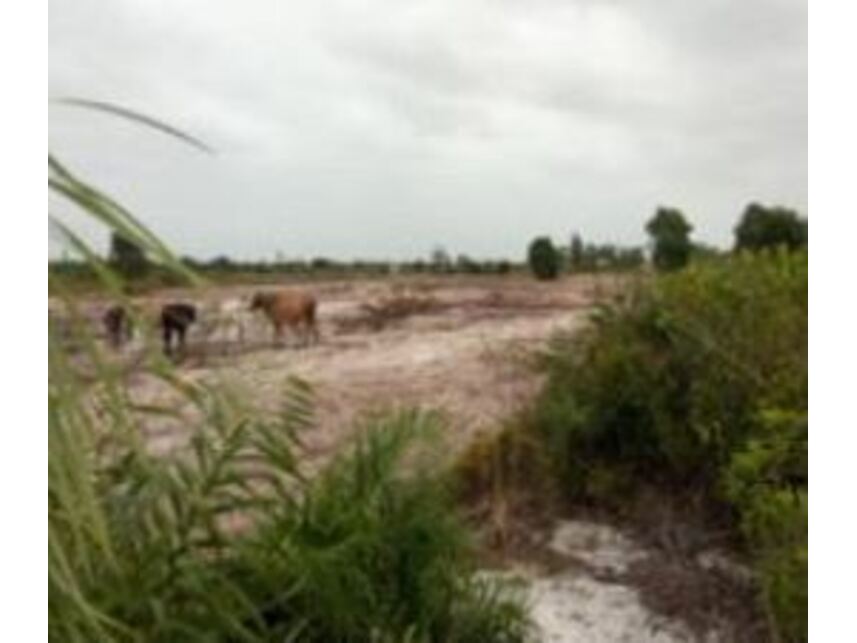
[{"x1": 250, "y1": 290, "x2": 319, "y2": 348}]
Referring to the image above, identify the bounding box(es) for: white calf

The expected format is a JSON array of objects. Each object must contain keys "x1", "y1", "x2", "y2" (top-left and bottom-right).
[{"x1": 199, "y1": 298, "x2": 253, "y2": 353}]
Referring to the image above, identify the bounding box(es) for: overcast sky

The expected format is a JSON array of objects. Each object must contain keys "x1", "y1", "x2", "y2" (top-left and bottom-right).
[{"x1": 49, "y1": 0, "x2": 806, "y2": 261}]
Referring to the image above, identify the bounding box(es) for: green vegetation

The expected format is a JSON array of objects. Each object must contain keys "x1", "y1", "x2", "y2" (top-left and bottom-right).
[
  {"x1": 565, "y1": 232, "x2": 645, "y2": 273},
  {"x1": 49, "y1": 133, "x2": 528, "y2": 641},
  {"x1": 50, "y1": 102, "x2": 810, "y2": 641},
  {"x1": 527, "y1": 236, "x2": 561, "y2": 280},
  {"x1": 534, "y1": 249, "x2": 807, "y2": 641},
  {"x1": 569, "y1": 233, "x2": 585, "y2": 270},
  {"x1": 50, "y1": 344, "x2": 527, "y2": 642},
  {"x1": 49, "y1": 255, "x2": 526, "y2": 295},
  {"x1": 734, "y1": 203, "x2": 808, "y2": 252},
  {"x1": 109, "y1": 231, "x2": 151, "y2": 279},
  {"x1": 645, "y1": 207, "x2": 694, "y2": 271}
]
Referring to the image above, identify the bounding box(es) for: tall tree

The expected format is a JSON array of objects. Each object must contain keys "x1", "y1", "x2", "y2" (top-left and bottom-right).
[
  {"x1": 430, "y1": 246, "x2": 452, "y2": 273},
  {"x1": 109, "y1": 231, "x2": 149, "y2": 278},
  {"x1": 734, "y1": 203, "x2": 807, "y2": 252},
  {"x1": 527, "y1": 236, "x2": 560, "y2": 280},
  {"x1": 569, "y1": 233, "x2": 584, "y2": 270},
  {"x1": 645, "y1": 207, "x2": 693, "y2": 271}
]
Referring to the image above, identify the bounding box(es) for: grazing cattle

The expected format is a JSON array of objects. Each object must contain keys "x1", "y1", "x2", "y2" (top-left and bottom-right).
[
  {"x1": 103, "y1": 304, "x2": 133, "y2": 349},
  {"x1": 160, "y1": 303, "x2": 197, "y2": 356},
  {"x1": 250, "y1": 290, "x2": 319, "y2": 347},
  {"x1": 198, "y1": 298, "x2": 251, "y2": 353}
]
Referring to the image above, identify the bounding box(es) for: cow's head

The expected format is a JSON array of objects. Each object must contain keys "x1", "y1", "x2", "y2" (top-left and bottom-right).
[{"x1": 249, "y1": 292, "x2": 269, "y2": 311}]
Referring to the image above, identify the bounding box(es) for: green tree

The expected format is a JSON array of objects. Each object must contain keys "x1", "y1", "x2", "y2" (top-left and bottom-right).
[
  {"x1": 734, "y1": 203, "x2": 807, "y2": 252},
  {"x1": 209, "y1": 255, "x2": 234, "y2": 271},
  {"x1": 527, "y1": 236, "x2": 560, "y2": 280},
  {"x1": 570, "y1": 233, "x2": 584, "y2": 270},
  {"x1": 645, "y1": 207, "x2": 693, "y2": 271},
  {"x1": 430, "y1": 246, "x2": 452, "y2": 273},
  {"x1": 109, "y1": 231, "x2": 150, "y2": 278}
]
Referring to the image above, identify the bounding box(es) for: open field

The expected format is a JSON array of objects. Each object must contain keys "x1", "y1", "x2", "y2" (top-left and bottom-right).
[{"x1": 53, "y1": 274, "x2": 621, "y2": 463}]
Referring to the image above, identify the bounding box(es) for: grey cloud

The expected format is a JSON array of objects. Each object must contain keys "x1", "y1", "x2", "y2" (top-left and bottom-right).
[{"x1": 49, "y1": 0, "x2": 806, "y2": 260}]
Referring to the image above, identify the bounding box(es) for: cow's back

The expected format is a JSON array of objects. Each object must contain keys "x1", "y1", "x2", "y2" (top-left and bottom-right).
[{"x1": 270, "y1": 291, "x2": 315, "y2": 325}]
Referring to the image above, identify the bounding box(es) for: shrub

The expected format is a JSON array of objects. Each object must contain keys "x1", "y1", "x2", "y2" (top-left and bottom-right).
[
  {"x1": 50, "y1": 356, "x2": 528, "y2": 641},
  {"x1": 723, "y1": 410, "x2": 807, "y2": 641},
  {"x1": 534, "y1": 249, "x2": 807, "y2": 641},
  {"x1": 238, "y1": 410, "x2": 529, "y2": 642},
  {"x1": 527, "y1": 237, "x2": 560, "y2": 280}
]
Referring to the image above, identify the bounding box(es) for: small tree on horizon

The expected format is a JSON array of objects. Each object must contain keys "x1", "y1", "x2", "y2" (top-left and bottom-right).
[
  {"x1": 109, "y1": 231, "x2": 150, "y2": 278},
  {"x1": 645, "y1": 207, "x2": 693, "y2": 271},
  {"x1": 570, "y1": 233, "x2": 584, "y2": 271},
  {"x1": 430, "y1": 246, "x2": 452, "y2": 273},
  {"x1": 527, "y1": 236, "x2": 560, "y2": 280}
]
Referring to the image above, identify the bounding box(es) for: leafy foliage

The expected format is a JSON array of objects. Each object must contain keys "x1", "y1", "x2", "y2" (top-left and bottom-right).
[
  {"x1": 722, "y1": 410, "x2": 807, "y2": 640},
  {"x1": 734, "y1": 203, "x2": 807, "y2": 253},
  {"x1": 527, "y1": 236, "x2": 560, "y2": 280},
  {"x1": 535, "y1": 249, "x2": 807, "y2": 641},
  {"x1": 235, "y1": 410, "x2": 529, "y2": 642},
  {"x1": 645, "y1": 207, "x2": 693, "y2": 271},
  {"x1": 569, "y1": 233, "x2": 584, "y2": 270},
  {"x1": 109, "y1": 231, "x2": 151, "y2": 279},
  {"x1": 51, "y1": 346, "x2": 528, "y2": 642}
]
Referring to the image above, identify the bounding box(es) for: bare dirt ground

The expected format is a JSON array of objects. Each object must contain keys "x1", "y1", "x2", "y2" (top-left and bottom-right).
[{"x1": 73, "y1": 274, "x2": 618, "y2": 462}]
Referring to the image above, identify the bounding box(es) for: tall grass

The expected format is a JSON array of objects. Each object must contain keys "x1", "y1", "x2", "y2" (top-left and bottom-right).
[{"x1": 48, "y1": 119, "x2": 528, "y2": 641}]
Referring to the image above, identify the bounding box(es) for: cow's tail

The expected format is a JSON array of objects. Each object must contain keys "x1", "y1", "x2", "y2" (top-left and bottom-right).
[{"x1": 307, "y1": 298, "x2": 320, "y2": 344}]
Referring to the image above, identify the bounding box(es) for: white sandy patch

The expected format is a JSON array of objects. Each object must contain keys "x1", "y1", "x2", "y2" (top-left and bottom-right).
[{"x1": 529, "y1": 573, "x2": 701, "y2": 643}]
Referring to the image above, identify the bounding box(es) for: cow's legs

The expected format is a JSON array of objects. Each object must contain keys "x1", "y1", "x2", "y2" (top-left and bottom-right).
[
  {"x1": 162, "y1": 325, "x2": 173, "y2": 356},
  {"x1": 301, "y1": 321, "x2": 315, "y2": 348}
]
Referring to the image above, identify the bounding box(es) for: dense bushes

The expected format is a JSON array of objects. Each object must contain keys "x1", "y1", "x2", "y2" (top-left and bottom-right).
[
  {"x1": 722, "y1": 410, "x2": 807, "y2": 638},
  {"x1": 241, "y1": 411, "x2": 528, "y2": 642},
  {"x1": 535, "y1": 249, "x2": 807, "y2": 641},
  {"x1": 50, "y1": 341, "x2": 528, "y2": 642}
]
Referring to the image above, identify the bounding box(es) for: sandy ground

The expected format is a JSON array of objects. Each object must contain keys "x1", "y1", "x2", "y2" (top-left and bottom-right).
[
  {"x1": 72, "y1": 274, "x2": 613, "y2": 462},
  {"x1": 505, "y1": 520, "x2": 744, "y2": 643}
]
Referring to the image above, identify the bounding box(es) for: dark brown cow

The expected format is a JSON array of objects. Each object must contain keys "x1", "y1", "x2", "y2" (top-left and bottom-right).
[
  {"x1": 160, "y1": 303, "x2": 197, "y2": 356},
  {"x1": 102, "y1": 305, "x2": 133, "y2": 349}
]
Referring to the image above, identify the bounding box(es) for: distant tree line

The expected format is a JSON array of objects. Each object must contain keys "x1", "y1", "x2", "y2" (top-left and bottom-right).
[
  {"x1": 526, "y1": 201, "x2": 807, "y2": 279},
  {"x1": 49, "y1": 236, "x2": 523, "y2": 289},
  {"x1": 177, "y1": 253, "x2": 516, "y2": 276},
  {"x1": 51, "y1": 202, "x2": 808, "y2": 288},
  {"x1": 526, "y1": 234, "x2": 646, "y2": 282}
]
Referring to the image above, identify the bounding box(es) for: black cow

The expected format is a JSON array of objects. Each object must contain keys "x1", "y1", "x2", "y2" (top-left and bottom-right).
[
  {"x1": 103, "y1": 305, "x2": 133, "y2": 349},
  {"x1": 160, "y1": 303, "x2": 197, "y2": 356}
]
